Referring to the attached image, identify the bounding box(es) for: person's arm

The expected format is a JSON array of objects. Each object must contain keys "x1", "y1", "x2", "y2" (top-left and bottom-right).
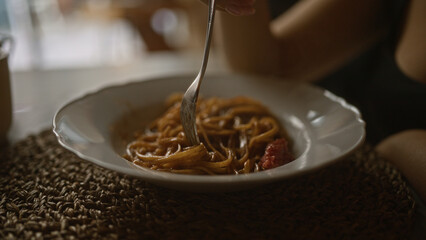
[
  {"x1": 215, "y1": 1, "x2": 279, "y2": 76},
  {"x1": 376, "y1": 130, "x2": 426, "y2": 202},
  {"x1": 395, "y1": 0, "x2": 426, "y2": 83},
  {"x1": 216, "y1": 0, "x2": 389, "y2": 82}
]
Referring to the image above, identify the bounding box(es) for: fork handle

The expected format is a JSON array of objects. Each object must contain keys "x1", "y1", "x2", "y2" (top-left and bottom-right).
[{"x1": 196, "y1": 0, "x2": 216, "y2": 92}]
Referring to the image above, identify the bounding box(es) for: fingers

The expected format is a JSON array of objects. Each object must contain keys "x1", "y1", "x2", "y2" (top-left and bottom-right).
[
  {"x1": 225, "y1": 3, "x2": 256, "y2": 16},
  {"x1": 201, "y1": 0, "x2": 256, "y2": 16},
  {"x1": 221, "y1": 0, "x2": 255, "y2": 5}
]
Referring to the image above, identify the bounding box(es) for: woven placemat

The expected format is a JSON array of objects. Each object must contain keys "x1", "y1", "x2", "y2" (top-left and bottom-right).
[{"x1": 0, "y1": 130, "x2": 416, "y2": 239}]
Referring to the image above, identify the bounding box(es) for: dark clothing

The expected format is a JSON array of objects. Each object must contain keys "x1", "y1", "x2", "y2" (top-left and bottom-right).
[{"x1": 317, "y1": 44, "x2": 426, "y2": 144}]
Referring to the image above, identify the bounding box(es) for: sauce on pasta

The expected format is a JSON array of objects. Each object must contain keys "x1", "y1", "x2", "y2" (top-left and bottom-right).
[{"x1": 124, "y1": 94, "x2": 294, "y2": 175}]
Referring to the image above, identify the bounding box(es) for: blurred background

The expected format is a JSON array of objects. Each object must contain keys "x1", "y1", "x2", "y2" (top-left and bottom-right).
[{"x1": 0, "y1": 0, "x2": 207, "y2": 71}]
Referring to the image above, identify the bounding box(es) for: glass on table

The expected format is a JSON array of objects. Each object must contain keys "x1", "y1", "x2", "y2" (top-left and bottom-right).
[{"x1": 0, "y1": 33, "x2": 13, "y2": 146}]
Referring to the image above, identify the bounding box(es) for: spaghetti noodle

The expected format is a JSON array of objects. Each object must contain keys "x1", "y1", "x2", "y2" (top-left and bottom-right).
[{"x1": 124, "y1": 94, "x2": 294, "y2": 175}]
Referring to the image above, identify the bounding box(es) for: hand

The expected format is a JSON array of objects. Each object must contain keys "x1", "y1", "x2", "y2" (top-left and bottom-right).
[{"x1": 200, "y1": 0, "x2": 256, "y2": 16}]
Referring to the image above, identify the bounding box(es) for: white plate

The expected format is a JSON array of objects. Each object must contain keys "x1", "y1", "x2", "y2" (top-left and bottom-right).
[{"x1": 53, "y1": 74, "x2": 365, "y2": 192}]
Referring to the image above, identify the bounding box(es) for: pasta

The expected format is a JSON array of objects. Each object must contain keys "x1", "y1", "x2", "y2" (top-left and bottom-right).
[{"x1": 124, "y1": 94, "x2": 294, "y2": 175}]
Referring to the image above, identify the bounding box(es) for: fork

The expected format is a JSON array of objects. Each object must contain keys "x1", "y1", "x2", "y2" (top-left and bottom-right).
[{"x1": 180, "y1": 0, "x2": 216, "y2": 146}]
